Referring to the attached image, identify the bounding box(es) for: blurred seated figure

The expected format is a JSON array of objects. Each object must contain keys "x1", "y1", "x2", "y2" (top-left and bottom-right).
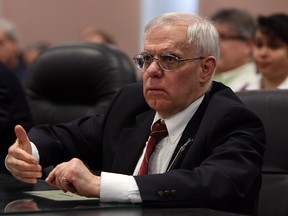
[
  {"x1": 23, "y1": 41, "x2": 50, "y2": 67},
  {"x1": 0, "y1": 18, "x2": 29, "y2": 87},
  {"x1": 244, "y1": 13, "x2": 288, "y2": 90},
  {"x1": 26, "y1": 42, "x2": 137, "y2": 125},
  {"x1": 210, "y1": 8, "x2": 257, "y2": 91},
  {"x1": 80, "y1": 26, "x2": 116, "y2": 44},
  {"x1": 0, "y1": 63, "x2": 32, "y2": 173}
]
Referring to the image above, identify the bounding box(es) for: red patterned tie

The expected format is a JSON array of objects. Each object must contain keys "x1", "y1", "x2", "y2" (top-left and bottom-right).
[{"x1": 138, "y1": 120, "x2": 168, "y2": 175}]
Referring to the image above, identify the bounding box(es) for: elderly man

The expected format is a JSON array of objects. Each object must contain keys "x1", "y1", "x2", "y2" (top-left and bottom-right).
[{"x1": 6, "y1": 12, "x2": 265, "y2": 215}]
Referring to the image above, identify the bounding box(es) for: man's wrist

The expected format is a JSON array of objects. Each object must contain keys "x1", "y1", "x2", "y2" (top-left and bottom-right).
[{"x1": 100, "y1": 172, "x2": 142, "y2": 203}]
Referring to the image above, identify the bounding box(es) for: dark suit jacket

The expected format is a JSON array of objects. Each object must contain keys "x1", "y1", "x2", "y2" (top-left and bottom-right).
[
  {"x1": 29, "y1": 81, "x2": 265, "y2": 215},
  {"x1": 0, "y1": 63, "x2": 33, "y2": 173}
]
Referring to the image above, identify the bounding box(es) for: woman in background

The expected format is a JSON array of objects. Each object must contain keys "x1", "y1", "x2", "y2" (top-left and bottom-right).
[{"x1": 245, "y1": 13, "x2": 288, "y2": 90}]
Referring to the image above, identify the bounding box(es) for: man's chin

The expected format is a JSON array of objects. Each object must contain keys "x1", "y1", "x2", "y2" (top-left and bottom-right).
[{"x1": 147, "y1": 99, "x2": 171, "y2": 112}]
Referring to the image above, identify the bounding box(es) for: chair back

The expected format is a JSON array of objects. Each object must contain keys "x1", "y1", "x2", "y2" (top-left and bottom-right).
[
  {"x1": 27, "y1": 42, "x2": 137, "y2": 125},
  {"x1": 236, "y1": 90, "x2": 288, "y2": 216}
]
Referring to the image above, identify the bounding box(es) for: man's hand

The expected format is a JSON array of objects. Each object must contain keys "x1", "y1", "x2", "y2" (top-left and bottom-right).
[
  {"x1": 6, "y1": 125, "x2": 42, "y2": 183},
  {"x1": 46, "y1": 158, "x2": 100, "y2": 197}
]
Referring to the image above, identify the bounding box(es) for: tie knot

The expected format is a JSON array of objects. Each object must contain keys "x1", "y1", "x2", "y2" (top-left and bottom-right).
[{"x1": 150, "y1": 120, "x2": 168, "y2": 139}]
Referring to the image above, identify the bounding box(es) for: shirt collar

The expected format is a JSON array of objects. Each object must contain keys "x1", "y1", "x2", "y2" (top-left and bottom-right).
[{"x1": 152, "y1": 95, "x2": 204, "y2": 143}]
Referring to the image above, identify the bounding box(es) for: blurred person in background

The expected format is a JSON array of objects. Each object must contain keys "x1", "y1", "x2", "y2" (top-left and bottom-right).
[
  {"x1": 79, "y1": 26, "x2": 143, "y2": 81},
  {"x1": 0, "y1": 62, "x2": 32, "y2": 173},
  {"x1": 210, "y1": 8, "x2": 258, "y2": 91},
  {"x1": 80, "y1": 26, "x2": 116, "y2": 44},
  {"x1": 244, "y1": 13, "x2": 288, "y2": 90},
  {"x1": 23, "y1": 41, "x2": 50, "y2": 67},
  {"x1": 0, "y1": 18, "x2": 28, "y2": 87}
]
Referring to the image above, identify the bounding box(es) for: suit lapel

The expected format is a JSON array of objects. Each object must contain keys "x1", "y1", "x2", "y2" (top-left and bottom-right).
[
  {"x1": 110, "y1": 90, "x2": 212, "y2": 173},
  {"x1": 111, "y1": 110, "x2": 155, "y2": 174},
  {"x1": 167, "y1": 93, "x2": 211, "y2": 170}
]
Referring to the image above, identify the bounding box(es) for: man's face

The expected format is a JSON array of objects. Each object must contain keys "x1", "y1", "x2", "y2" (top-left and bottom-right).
[
  {"x1": 142, "y1": 25, "x2": 205, "y2": 119},
  {"x1": 215, "y1": 23, "x2": 252, "y2": 73},
  {"x1": 0, "y1": 29, "x2": 18, "y2": 67}
]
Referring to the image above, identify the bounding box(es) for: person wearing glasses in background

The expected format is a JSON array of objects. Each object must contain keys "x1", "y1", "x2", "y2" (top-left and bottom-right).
[
  {"x1": 5, "y1": 12, "x2": 265, "y2": 215},
  {"x1": 243, "y1": 13, "x2": 288, "y2": 90},
  {"x1": 210, "y1": 8, "x2": 258, "y2": 92}
]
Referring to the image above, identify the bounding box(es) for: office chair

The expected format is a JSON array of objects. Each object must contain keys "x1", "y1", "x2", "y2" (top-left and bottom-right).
[
  {"x1": 236, "y1": 89, "x2": 288, "y2": 216},
  {"x1": 26, "y1": 42, "x2": 137, "y2": 125}
]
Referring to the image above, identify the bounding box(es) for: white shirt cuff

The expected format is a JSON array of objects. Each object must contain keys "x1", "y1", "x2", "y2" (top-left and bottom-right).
[
  {"x1": 5, "y1": 142, "x2": 39, "y2": 171},
  {"x1": 100, "y1": 172, "x2": 142, "y2": 203},
  {"x1": 30, "y1": 142, "x2": 40, "y2": 162}
]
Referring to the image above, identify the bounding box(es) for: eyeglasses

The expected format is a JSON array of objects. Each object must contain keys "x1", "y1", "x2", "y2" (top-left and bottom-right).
[
  {"x1": 219, "y1": 33, "x2": 246, "y2": 41},
  {"x1": 133, "y1": 53, "x2": 204, "y2": 72}
]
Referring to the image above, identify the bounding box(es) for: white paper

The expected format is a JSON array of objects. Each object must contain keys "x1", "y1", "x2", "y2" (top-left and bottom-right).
[{"x1": 25, "y1": 190, "x2": 100, "y2": 201}]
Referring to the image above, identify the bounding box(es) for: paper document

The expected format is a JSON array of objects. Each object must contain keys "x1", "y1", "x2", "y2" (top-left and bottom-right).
[{"x1": 25, "y1": 190, "x2": 100, "y2": 201}]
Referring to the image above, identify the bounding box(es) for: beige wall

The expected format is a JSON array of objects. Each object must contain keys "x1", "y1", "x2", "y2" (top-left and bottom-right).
[
  {"x1": 1, "y1": 0, "x2": 288, "y2": 60},
  {"x1": 0, "y1": 0, "x2": 141, "y2": 59}
]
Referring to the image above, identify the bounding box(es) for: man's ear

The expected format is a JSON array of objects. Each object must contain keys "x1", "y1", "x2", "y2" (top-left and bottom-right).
[
  {"x1": 244, "y1": 39, "x2": 254, "y2": 57},
  {"x1": 199, "y1": 56, "x2": 217, "y2": 83}
]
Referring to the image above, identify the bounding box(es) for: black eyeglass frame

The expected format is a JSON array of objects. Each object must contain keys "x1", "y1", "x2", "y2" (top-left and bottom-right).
[
  {"x1": 219, "y1": 33, "x2": 247, "y2": 41},
  {"x1": 133, "y1": 53, "x2": 204, "y2": 72}
]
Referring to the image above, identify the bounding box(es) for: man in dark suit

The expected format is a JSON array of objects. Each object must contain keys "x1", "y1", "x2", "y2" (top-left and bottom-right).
[
  {"x1": 6, "y1": 12, "x2": 265, "y2": 215},
  {"x1": 0, "y1": 62, "x2": 32, "y2": 173}
]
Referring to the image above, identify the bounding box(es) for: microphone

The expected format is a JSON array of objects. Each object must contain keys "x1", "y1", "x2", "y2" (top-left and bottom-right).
[{"x1": 166, "y1": 138, "x2": 194, "y2": 171}]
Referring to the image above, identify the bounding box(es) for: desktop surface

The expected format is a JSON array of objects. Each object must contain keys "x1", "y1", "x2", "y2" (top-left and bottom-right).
[{"x1": 0, "y1": 174, "x2": 249, "y2": 216}]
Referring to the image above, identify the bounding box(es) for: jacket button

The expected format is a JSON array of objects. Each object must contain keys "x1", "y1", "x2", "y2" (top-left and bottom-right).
[
  {"x1": 164, "y1": 190, "x2": 171, "y2": 197},
  {"x1": 171, "y1": 190, "x2": 177, "y2": 197},
  {"x1": 157, "y1": 190, "x2": 164, "y2": 198}
]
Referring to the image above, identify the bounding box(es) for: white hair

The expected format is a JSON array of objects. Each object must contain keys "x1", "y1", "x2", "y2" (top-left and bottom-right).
[
  {"x1": 144, "y1": 12, "x2": 220, "y2": 61},
  {"x1": 0, "y1": 18, "x2": 18, "y2": 40}
]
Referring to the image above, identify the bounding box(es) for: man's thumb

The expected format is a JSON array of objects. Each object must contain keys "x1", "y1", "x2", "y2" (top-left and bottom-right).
[{"x1": 15, "y1": 125, "x2": 32, "y2": 154}]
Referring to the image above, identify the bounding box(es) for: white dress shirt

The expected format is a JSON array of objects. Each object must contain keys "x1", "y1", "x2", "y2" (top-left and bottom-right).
[
  {"x1": 244, "y1": 74, "x2": 288, "y2": 90},
  {"x1": 213, "y1": 62, "x2": 257, "y2": 92},
  {"x1": 20, "y1": 95, "x2": 204, "y2": 203}
]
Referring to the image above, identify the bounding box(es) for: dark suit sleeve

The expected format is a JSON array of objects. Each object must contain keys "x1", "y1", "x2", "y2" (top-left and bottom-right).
[
  {"x1": 134, "y1": 97, "x2": 265, "y2": 214},
  {"x1": 27, "y1": 83, "x2": 147, "y2": 171},
  {"x1": 28, "y1": 114, "x2": 105, "y2": 170}
]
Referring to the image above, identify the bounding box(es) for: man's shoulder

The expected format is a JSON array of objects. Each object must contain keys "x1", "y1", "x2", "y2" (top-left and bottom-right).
[
  {"x1": 204, "y1": 81, "x2": 262, "y2": 128},
  {"x1": 209, "y1": 81, "x2": 239, "y2": 97},
  {"x1": 108, "y1": 82, "x2": 150, "y2": 113},
  {"x1": 208, "y1": 81, "x2": 244, "y2": 107},
  {"x1": 116, "y1": 82, "x2": 145, "y2": 101},
  {"x1": 122, "y1": 82, "x2": 143, "y2": 92}
]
